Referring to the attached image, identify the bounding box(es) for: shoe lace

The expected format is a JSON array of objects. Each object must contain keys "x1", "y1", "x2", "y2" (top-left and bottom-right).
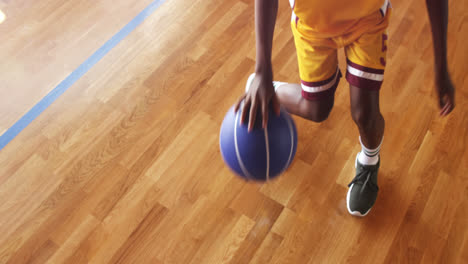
[{"x1": 348, "y1": 166, "x2": 379, "y2": 194}]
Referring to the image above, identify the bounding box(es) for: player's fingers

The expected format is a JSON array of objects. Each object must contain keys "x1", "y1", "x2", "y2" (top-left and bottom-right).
[
  {"x1": 261, "y1": 101, "x2": 269, "y2": 129},
  {"x1": 439, "y1": 99, "x2": 449, "y2": 114},
  {"x1": 248, "y1": 98, "x2": 258, "y2": 132},
  {"x1": 444, "y1": 103, "x2": 454, "y2": 116},
  {"x1": 440, "y1": 94, "x2": 455, "y2": 116},
  {"x1": 438, "y1": 93, "x2": 447, "y2": 112},
  {"x1": 439, "y1": 104, "x2": 448, "y2": 116},
  {"x1": 440, "y1": 102, "x2": 452, "y2": 116},
  {"x1": 234, "y1": 94, "x2": 246, "y2": 113},
  {"x1": 272, "y1": 95, "x2": 281, "y2": 116},
  {"x1": 240, "y1": 97, "x2": 251, "y2": 125}
]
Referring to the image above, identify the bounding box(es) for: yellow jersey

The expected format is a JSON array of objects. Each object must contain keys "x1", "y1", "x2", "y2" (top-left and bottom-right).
[{"x1": 290, "y1": 0, "x2": 390, "y2": 38}]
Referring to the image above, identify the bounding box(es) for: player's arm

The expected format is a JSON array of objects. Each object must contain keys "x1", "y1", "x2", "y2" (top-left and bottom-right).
[
  {"x1": 234, "y1": 0, "x2": 280, "y2": 131},
  {"x1": 425, "y1": 0, "x2": 455, "y2": 116}
]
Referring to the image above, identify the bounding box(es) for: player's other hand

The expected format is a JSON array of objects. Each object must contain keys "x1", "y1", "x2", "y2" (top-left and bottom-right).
[
  {"x1": 234, "y1": 73, "x2": 281, "y2": 132},
  {"x1": 436, "y1": 71, "x2": 455, "y2": 117}
]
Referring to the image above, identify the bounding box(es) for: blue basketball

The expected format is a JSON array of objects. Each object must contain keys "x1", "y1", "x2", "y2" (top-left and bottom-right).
[{"x1": 219, "y1": 105, "x2": 297, "y2": 181}]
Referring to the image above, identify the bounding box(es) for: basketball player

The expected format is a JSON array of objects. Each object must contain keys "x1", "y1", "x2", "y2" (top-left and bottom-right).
[{"x1": 235, "y1": 0, "x2": 455, "y2": 216}]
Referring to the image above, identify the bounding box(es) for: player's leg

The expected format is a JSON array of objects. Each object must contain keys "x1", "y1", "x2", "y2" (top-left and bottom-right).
[
  {"x1": 346, "y1": 64, "x2": 385, "y2": 216},
  {"x1": 350, "y1": 84, "x2": 384, "y2": 150},
  {"x1": 274, "y1": 18, "x2": 341, "y2": 123},
  {"x1": 345, "y1": 5, "x2": 390, "y2": 216},
  {"x1": 275, "y1": 69, "x2": 340, "y2": 123},
  {"x1": 245, "y1": 69, "x2": 339, "y2": 123}
]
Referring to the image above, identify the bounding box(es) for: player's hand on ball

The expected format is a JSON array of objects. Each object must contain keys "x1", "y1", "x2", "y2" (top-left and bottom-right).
[
  {"x1": 234, "y1": 73, "x2": 281, "y2": 131},
  {"x1": 436, "y1": 72, "x2": 455, "y2": 117}
]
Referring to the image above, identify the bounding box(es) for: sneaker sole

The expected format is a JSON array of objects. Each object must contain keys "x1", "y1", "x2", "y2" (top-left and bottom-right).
[
  {"x1": 346, "y1": 153, "x2": 371, "y2": 217},
  {"x1": 346, "y1": 184, "x2": 371, "y2": 217}
]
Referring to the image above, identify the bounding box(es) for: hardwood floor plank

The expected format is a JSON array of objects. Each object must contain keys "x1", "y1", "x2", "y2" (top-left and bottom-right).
[{"x1": 0, "y1": 0, "x2": 466, "y2": 263}]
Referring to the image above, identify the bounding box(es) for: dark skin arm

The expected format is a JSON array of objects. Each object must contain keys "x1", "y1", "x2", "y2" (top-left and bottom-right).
[
  {"x1": 426, "y1": 0, "x2": 455, "y2": 116},
  {"x1": 234, "y1": 0, "x2": 280, "y2": 131},
  {"x1": 235, "y1": 0, "x2": 455, "y2": 127}
]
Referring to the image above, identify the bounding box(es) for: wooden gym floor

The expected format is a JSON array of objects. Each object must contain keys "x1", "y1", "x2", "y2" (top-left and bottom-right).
[{"x1": 0, "y1": 0, "x2": 467, "y2": 263}]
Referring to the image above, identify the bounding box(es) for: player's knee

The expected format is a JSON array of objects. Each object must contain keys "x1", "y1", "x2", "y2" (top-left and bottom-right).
[
  {"x1": 351, "y1": 107, "x2": 381, "y2": 129},
  {"x1": 305, "y1": 110, "x2": 330, "y2": 123},
  {"x1": 302, "y1": 101, "x2": 333, "y2": 123}
]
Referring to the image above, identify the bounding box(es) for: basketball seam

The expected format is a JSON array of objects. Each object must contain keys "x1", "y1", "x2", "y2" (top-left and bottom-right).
[
  {"x1": 284, "y1": 114, "x2": 295, "y2": 173},
  {"x1": 264, "y1": 126, "x2": 270, "y2": 181},
  {"x1": 234, "y1": 110, "x2": 253, "y2": 179}
]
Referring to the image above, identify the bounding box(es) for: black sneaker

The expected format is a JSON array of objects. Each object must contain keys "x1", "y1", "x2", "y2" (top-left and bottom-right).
[{"x1": 346, "y1": 153, "x2": 380, "y2": 217}]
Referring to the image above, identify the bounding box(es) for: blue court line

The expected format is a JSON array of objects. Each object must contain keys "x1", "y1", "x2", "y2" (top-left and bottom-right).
[{"x1": 0, "y1": 0, "x2": 166, "y2": 151}]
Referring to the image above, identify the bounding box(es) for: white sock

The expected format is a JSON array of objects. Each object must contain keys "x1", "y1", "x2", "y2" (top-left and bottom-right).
[
  {"x1": 245, "y1": 73, "x2": 287, "y2": 93},
  {"x1": 357, "y1": 136, "x2": 382, "y2": 165},
  {"x1": 245, "y1": 73, "x2": 255, "y2": 92},
  {"x1": 273, "y1": 81, "x2": 287, "y2": 92}
]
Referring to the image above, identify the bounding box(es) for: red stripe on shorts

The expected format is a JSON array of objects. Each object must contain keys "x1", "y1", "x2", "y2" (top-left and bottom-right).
[
  {"x1": 346, "y1": 71, "x2": 382, "y2": 90},
  {"x1": 347, "y1": 59, "x2": 385, "y2": 74},
  {"x1": 302, "y1": 71, "x2": 342, "y2": 100}
]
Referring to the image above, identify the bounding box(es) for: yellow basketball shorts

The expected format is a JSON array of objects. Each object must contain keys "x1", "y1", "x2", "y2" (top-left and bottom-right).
[{"x1": 291, "y1": 2, "x2": 392, "y2": 100}]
